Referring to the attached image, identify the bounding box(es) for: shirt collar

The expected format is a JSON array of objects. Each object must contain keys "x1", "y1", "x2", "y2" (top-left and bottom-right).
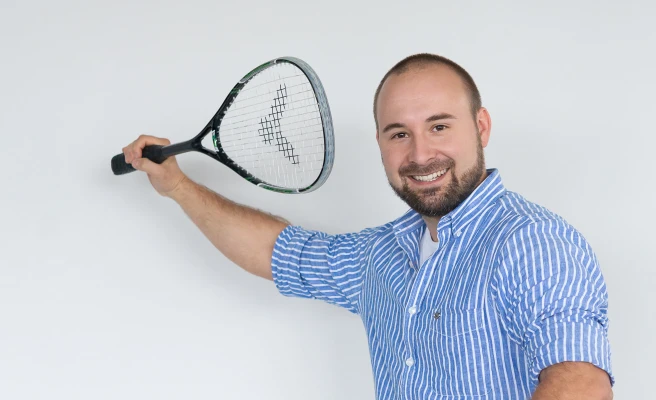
[{"x1": 393, "y1": 168, "x2": 506, "y2": 238}]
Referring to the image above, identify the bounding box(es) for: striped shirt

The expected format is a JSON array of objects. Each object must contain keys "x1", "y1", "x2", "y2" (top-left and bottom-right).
[{"x1": 271, "y1": 169, "x2": 613, "y2": 399}]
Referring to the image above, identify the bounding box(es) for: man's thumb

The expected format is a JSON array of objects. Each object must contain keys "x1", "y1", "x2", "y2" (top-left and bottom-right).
[{"x1": 132, "y1": 157, "x2": 160, "y2": 175}]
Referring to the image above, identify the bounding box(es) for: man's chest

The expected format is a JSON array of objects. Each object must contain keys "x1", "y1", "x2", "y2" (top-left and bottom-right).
[
  {"x1": 364, "y1": 233, "x2": 500, "y2": 312},
  {"x1": 360, "y1": 237, "x2": 511, "y2": 398}
]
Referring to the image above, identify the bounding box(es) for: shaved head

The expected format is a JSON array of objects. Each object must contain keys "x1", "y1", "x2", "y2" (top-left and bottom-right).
[{"x1": 373, "y1": 53, "x2": 482, "y2": 130}]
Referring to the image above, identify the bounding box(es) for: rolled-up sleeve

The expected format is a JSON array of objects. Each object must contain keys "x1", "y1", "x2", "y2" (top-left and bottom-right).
[
  {"x1": 271, "y1": 225, "x2": 381, "y2": 314},
  {"x1": 492, "y1": 219, "x2": 614, "y2": 387}
]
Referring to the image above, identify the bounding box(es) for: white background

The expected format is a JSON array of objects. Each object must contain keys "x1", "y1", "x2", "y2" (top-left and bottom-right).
[{"x1": 1, "y1": 0, "x2": 654, "y2": 398}]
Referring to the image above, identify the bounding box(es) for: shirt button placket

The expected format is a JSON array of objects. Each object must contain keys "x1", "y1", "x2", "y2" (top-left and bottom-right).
[{"x1": 404, "y1": 303, "x2": 417, "y2": 398}]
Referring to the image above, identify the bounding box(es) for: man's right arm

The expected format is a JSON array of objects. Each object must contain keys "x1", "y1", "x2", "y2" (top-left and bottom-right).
[
  {"x1": 124, "y1": 134, "x2": 289, "y2": 280},
  {"x1": 168, "y1": 177, "x2": 288, "y2": 280}
]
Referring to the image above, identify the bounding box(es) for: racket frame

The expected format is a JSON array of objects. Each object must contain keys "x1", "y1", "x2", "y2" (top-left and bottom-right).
[{"x1": 148, "y1": 57, "x2": 334, "y2": 194}]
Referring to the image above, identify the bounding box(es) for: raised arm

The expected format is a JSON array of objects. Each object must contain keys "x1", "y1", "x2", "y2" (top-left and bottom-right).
[{"x1": 123, "y1": 134, "x2": 289, "y2": 280}]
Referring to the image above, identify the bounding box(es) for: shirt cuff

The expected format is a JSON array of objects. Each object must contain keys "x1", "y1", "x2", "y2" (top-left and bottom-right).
[
  {"x1": 529, "y1": 320, "x2": 614, "y2": 387},
  {"x1": 271, "y1": 225, "x2": 314, "y2": 298}
]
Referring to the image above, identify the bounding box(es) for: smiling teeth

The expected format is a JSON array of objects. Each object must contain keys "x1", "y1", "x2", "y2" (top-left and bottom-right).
[{"x1": 413, "y1": 168, "x2": 448, "y2": 182}]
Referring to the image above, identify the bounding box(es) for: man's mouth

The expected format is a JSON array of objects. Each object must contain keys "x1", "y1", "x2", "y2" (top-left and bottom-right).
[{"x1": 410, "y1": 168, "x2": 449, "y2": 182}]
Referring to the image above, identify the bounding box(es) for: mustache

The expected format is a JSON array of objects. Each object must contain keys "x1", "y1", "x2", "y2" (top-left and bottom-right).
[{"x1": 399, "y1": 159, "x2": 454, "y2": 176}]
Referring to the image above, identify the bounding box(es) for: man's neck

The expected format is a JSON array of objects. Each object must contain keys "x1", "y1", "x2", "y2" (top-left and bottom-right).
[{"x1": 423, "y1": 217, "x2": 440, "y2": 242}]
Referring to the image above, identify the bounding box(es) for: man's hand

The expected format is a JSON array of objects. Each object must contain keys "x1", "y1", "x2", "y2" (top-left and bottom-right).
[
  {"x1": 122, "y1": 134, "x2": 187, "y2": 197},
  {"x1": 533, "y1": 362, "x2": 612, "y2": 399}
]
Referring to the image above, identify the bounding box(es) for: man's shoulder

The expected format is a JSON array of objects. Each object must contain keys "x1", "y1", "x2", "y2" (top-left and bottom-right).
[
  {"x1": 497, "y1": 190, "x2": 562, "y2": 222},
  {"x1": 495, "y1": 190, "x2": 572, "y2": 228},
  {"x1": 311, "y1": 220, "x2": 397, "y2": 244},
  {"x1": 493, "y1": 190, "x2": 592, "y2": 250},
  {"x1": 355, "y1": 221, "x2": 396, "y2": 239}
]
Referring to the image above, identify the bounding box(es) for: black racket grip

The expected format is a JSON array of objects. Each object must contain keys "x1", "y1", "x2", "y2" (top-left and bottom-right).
[{"x1": 111, "y1": 145, "x2": 168, "y2": 175}]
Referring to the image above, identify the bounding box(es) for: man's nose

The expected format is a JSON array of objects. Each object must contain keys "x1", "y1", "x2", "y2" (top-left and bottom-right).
[{"x1": 408, "y1": 134, "x2": 437, "y2": 166}]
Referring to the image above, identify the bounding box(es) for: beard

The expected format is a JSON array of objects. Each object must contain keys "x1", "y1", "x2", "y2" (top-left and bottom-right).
[{"x1": 389, "y1": 139, "x2": 486, "y2": 218}]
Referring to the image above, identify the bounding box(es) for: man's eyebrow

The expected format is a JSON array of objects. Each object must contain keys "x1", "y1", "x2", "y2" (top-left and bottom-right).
[
  {"x1": 382, "y1": 113, "x2": 458, "y2": 133},
  {"x1": 425, "y1": 113, "x2": 457, "y2": 122},
  {"x1": 382, "y1": 122, "x2": 405, "y2": 133}
]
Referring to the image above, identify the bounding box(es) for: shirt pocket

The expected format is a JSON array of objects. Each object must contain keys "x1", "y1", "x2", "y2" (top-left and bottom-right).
[{"x1": 427, "y1": 308, "x2": 493, "y2": 398}]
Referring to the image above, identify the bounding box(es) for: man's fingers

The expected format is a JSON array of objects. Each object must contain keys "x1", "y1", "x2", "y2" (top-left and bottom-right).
[
  {"x1": 124, "y1": 135, "x2": 171, "y2": 163},
  {"x1": 131, "y1": 157, "x2": 162, "y2": 175},
  {"x1": 136, "y1": 134, "x2": 171, "y2": 147}
]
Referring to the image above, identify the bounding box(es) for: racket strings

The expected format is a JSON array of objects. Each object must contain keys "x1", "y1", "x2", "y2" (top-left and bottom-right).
[
  {"x1": 217, "y1": 62, "x2": 326, "y2": 189},
  {"x1": 256, "y1": 83, "x2": 298, "y2": 164},
  {"x1": 219, "y1": 115, "x2": 323, "y2": 139},
  {"x1": 219, "y1": 91, "x2": 317, "y2": 127}
]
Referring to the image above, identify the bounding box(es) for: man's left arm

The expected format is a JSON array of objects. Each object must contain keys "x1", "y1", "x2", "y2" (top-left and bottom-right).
[
  {"x1": 532, "y1": 361, "x2": 612, "y2": 399},
  {"x1": 492, "y1": 220, "x2": 614, "y2": 399}
]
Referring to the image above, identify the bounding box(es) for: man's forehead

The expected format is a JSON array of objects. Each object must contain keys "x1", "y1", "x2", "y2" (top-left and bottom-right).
[
  {"x1": 381, "y1": 65, "x2": 465, "y2": 98},
  {"x1": 378, "y1": 68, "x2": 469, "y2": 113}
]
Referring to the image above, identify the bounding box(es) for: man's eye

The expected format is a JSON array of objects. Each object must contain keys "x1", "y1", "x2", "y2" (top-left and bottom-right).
[
  {"x1": 433, "y1": 125, "x2": 447, "y2": 132},
  {"x1": 392, "y1": 132, "x2": 408, "y2": 139}
]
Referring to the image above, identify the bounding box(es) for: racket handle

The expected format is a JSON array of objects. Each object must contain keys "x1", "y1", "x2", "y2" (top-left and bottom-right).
[{"x1": 111, "y1": 145, "x2": 168, "y2": 175}]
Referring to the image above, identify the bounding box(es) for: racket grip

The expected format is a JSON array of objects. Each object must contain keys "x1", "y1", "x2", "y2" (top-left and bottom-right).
[{"x1": 111, "y1": 145, "x2": 168, "y2": 175}]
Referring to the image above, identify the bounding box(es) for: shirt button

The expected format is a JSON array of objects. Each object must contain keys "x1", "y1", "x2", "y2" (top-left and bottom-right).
[
  {"x1": 408, "y1": 306, "x2": 417, "y2": 315},
  {"x1": 455, "y1": 230, "x2": 462, "y2": 237},
  {"x1": 405, "y1": 357, "x2": 415, "y2": 367}
]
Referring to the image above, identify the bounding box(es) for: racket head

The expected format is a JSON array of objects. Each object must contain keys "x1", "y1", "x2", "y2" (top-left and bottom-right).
[{"x1": 199, "y1": 57, "x2": 334, "y2": 194}]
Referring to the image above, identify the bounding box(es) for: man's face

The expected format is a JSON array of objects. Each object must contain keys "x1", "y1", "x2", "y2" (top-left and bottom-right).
[{"x1": 375, "y1": 65, "x2": 491, "y2": 218}]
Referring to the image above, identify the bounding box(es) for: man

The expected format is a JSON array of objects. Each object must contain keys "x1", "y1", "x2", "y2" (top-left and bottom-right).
[{"x1": 122, "y1": 53, "x2": 613, "y2": 399}]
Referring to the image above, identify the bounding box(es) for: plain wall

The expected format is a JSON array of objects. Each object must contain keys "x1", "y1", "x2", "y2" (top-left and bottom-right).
[{"x1": 1, "y1": 0, "x2": 654, "y2": 398}]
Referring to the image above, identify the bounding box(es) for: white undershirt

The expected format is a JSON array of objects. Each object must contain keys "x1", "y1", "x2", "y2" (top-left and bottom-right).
[{"x1": 419, "y1": 226, "x2": 440, "y2": 267}]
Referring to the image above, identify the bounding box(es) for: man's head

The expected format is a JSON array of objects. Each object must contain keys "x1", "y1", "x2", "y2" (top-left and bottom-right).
[{"x1": 374, "y1": 53, "x2": 491, "y2": 218}]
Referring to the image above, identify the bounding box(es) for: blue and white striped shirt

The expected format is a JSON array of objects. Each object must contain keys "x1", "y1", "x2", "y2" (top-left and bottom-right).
[{"x1": 272, "y1": 169, "x2": 613, "y2": 399}]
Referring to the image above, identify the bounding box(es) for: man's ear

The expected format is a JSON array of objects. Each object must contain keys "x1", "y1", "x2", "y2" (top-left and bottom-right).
[{"x1": 477, "y1": 107, "x2": 492, "y2": 148}]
